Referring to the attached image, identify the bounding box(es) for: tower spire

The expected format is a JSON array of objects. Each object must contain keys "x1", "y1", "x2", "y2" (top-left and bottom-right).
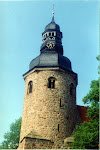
[{"x1": 52, "y1": 4, "x2": 54, "y2": 22}]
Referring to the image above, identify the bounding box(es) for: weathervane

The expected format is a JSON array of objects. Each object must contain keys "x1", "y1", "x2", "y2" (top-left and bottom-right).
[{"x1": 52, "y1": 4, "x2": 55, "y2": 22}]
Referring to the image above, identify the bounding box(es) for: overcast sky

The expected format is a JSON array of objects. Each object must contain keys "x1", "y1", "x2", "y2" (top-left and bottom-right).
[{"x1": 0, "y1": 0, "x2": 99, "y2": 144}]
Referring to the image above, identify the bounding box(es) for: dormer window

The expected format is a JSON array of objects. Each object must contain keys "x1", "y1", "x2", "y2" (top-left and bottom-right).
[{"x1": 48, "y1": 77, "x2": 56, "y2": 88}]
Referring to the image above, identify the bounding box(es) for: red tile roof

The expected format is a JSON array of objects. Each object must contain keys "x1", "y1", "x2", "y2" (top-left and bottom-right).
[{"x1": 77, "y1": 105, "x2": 90, "y2": 123}]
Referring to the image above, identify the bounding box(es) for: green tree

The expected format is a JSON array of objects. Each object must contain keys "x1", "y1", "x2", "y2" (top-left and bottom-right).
[
  {"x1": 83, "y1": 79, "x2": 99, "y2": 119},
  {"x1": 0, "y1": 117, "x2": 21, "y2": 149},
  {"x1": 71, "y1": 56, "x2": 99, "y2": 149}
]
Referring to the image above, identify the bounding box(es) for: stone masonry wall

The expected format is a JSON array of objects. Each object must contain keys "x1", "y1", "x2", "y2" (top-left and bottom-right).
[
  {"x1": 20, "y1": 137, "x2": 54, "y2": 149},
  {"x1": 19, "y1": 68, "x2": 77, "y2": 149}
]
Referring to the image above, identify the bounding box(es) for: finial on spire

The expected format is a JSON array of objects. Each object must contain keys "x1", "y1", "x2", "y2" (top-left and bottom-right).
[
  {"x1": 52, "y1": 4, "x2": 54, "y2": 22},
  {"x1": 52, "y1": 4, "x2": 54, "y2": 15}
]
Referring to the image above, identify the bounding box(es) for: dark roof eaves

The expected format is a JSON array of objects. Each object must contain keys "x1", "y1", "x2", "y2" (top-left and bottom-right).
[{"x1": 23, "y1": 66, "x2": 77, "y2": 78}]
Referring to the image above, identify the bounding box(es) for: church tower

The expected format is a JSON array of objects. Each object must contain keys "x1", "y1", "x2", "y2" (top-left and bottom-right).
[{"x1": 18, "y1": 11, "x2": 78, "y2": 149}]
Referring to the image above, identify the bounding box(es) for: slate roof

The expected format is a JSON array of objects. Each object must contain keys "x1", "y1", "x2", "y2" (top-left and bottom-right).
[
  {"x1": 29, "y1": 52, "x2": 72, "y2": 72},
  {"x1": 45, "y1": 21, "x2": 60, "y2": 31}
]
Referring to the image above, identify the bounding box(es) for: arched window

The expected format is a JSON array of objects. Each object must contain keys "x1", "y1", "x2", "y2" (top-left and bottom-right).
[
  {"x1": 52, "y1": 32, "x2": 54, "y2": 36},
  {"x1": 49, "y1": 32, "x2": 51, "y2": 36},
  {"x1": 27, "y1": 81, "x2": 33, "y2": 94},
  {"x1": 70, "y1": 83, "x2": 74, "y2": 96},
  {"x1": 48, "y1": 77, "x2": 56, "y2": 88}
]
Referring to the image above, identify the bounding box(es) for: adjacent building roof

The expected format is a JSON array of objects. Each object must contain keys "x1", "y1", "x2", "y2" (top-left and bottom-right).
[{"x1": 77, "y1": 105, "x2": 90, "y2": 123}]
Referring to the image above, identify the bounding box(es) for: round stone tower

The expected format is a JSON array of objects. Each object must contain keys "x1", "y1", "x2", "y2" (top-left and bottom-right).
[{"x1": 18, "y1": 13, "x2": 78, "y2": 149}]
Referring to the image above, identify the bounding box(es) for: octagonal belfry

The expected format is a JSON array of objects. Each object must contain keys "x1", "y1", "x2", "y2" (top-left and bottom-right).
[{"x1": 18, "y1": 12, "x2": 78, "y2": 149}]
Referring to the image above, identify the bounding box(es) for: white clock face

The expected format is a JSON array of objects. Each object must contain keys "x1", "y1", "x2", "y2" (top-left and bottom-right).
[{"x1": 46, "y1": 42, "x2": 55, "y2": 49}]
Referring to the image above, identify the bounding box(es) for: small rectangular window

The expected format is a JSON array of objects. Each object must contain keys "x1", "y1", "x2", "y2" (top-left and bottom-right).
[
  {"x1": 60, "y1": 99, "x2": 61, "y2": 107},
  {"x1": 58, "y1": 124, "x2": 59, "y2": 132}
]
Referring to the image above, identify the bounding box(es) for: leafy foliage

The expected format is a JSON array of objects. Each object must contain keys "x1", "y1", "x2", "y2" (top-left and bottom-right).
[
  {"x1": 96, "y1": 55, "x2": 100, "y2": 74},
  {"x1": 72, "y1": 119, "x2": 99, "y2": 149},
  {"x1": 71, "y1": 56, "x2": 99, "y2": 149},
  {"x1": 83, "y1": 79, "x2": 99, "y2": 105},
  {"x1": 83, "y1": 79, "x2": 99, "y2": 119},
  {"x1": 0, "y1": 117, "x2": 21, "y2": 149}
]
